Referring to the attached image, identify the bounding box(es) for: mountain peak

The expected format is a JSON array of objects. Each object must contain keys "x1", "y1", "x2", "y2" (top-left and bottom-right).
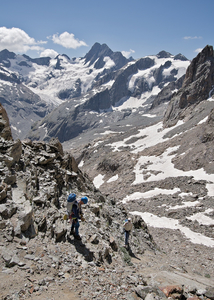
[
  {"x1": 84, "y1": 42, "x2": 131, "y2": 71},
  {"x1": 184, "y1": 44, "x2": 214, "y2": 87},
  {"x1": 157, "y1": 50, "x2": 172, "y2": 58},
  {"x1": 0, "y1": 49, "x2": 16, "y2": 61},
  {"x1": 56, "y1": 53, "x2": 71, "y2": 60},
  {"x1": 0, "y1": 49, "x2": 16, "y2": 67},
  {"x1": 174, "y1": 53, "x2": 188, "y2": 61},
  {"x1": 84, "y1": 42, "x2": 113, "y2": 65}
]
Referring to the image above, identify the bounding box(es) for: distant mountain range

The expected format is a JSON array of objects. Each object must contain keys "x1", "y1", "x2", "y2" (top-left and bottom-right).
[{"x1": 0, "y1": 43, "x2": 189, "y2": 141}]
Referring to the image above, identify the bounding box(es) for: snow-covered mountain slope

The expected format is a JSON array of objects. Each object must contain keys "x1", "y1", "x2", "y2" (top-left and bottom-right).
[
  {"x1": 0, "y1": 43, "x2": 133, "y2": 140},
  {"x1": 26, "y1": 49, "x2": 190, "y2": 142},
  {"x1": 0, "y1": 65, "x2": 51, "y2": 140},
  {"x1": 0, "y1": 43, "x2": 132, "y2": 107},
  {"x1": 68, "y1": 46, "x2": 214, "y2": 255},
  {"x1": 78, "y1": 97, "x2": 214, "y2": 249}
]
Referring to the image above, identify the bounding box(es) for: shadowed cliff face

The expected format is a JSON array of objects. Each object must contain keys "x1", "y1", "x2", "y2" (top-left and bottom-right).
[
  {"x1": 183, "y1": 45, "x2": 214, "y2": 88},
  {"x1": 0, "y1": 102, "x2": 13, "y2": 141},
  {"x1": 164, "y1": 45, "x2": 214, "y2": 127}
]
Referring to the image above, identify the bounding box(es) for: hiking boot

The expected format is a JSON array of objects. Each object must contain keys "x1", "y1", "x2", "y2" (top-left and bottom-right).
[
  {"x1": 74, "y1": 234, "x2": 81, "y2": 240},
  {"x1": 70, "y1": 230, "x2": 74, "y2": 235}
]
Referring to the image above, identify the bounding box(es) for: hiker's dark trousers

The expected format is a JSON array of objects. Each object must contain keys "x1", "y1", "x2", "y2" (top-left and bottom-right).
[
  {"x1": 124, "y1": 230, "x2": 130, "y2": 245},
  {"x1": 72, "y1": 219, "x2": 80, "y2": 235}
]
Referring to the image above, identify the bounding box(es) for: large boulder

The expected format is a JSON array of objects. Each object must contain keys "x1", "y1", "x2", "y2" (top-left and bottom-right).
[
  {"x1": 0, "y1": 202, "x2": 17, "y2": 218},
  {"x1": 6, "y1": 139, "x2": 22, "y2": 167},
  {"x1": 53, "y1": 218, "x2": 67, "y2": 242},
  {"x1": 18, "y1": 201, "x2": 34, "y2": 232}
]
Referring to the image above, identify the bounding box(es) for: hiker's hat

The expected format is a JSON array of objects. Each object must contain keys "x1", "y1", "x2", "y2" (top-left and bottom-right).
[{"x1": 81, "y1": 196, "x2": 88, "y2": 204}]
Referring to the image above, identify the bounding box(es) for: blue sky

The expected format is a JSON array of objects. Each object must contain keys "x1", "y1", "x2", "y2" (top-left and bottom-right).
[{"x1": 0, "y1": 0, "x2": 213, "y2": 60}]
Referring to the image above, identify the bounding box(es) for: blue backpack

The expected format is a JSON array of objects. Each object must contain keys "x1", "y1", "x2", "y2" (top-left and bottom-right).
[{"x1": 67, "y1": 193, "x2": 76, "y2": 214}]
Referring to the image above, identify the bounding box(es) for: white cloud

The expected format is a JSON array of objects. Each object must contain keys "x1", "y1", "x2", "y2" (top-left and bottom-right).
[
  {"x1": 183, "y1": 36, "x2": 202, "y2": 40},
  {"x1": 122, "y1": 49, "x2": 135, "y2": 58},
  {"x1": 40, "y1": 49, "x2": 58, "y2": 58},
  {"x1": 51, "y1": 32, "x2": 87, "y2": 49},
  {"x1": 0, "y1": 27, "x2": 45, "y2": 53},
  {"x1": 194, "y1": 48, "x2": 203, "y2": 53}
]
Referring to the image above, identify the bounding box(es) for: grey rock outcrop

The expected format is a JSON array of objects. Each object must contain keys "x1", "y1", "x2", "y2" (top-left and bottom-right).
[
  {"x1": 0, "y1": 102, "x2": 13, "y2": 141},
  {"x1": 164, "y1": 45, "x2": 214, "y2": 127}
]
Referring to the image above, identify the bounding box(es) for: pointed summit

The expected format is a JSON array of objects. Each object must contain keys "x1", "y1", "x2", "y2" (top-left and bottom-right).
[
  {"x1": 84, "y1": 42, "x2": 113, "y2": 65},
  {"x1": 184, "y1": 45, "x2": 214, "y2": 87},
  {"x1": 84, "y1": 42, "x2": 132, "y2": 70},
  {"x1": 0, "y1": 49, "x2": 16, "y2": 67},
  {"x1": 157, "y1": 50, "x2": 172, "y2": 58}
]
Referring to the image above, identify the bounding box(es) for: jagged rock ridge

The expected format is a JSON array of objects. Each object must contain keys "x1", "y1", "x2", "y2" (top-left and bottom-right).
[
  {"x1": 164, "y1": 45, "x2": 214, "y2": 127},
  {"x1": 84, "y1": 42, "x2": 132, "y2": 69}
]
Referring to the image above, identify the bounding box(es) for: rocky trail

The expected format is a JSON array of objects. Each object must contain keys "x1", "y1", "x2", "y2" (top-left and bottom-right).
[{"x1": 1, "y1": 218, "x2": 214, "y2": 300}]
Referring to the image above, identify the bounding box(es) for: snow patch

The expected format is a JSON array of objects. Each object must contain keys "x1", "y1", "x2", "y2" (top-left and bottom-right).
[
  {"x1": 131, "y1": 211, "x2": 214, "y2": 247},
  {"x1": 187, "y1": 208, "x2": 214, "y2": 225},
  {"x1": 198, "y1": 116, "x2": 208, "y2": 124},
  {"x1": 78, "y1": 160, "x2": 84, "y2": 167},
  {"x1": 107, "y1": 174, "x2": 118, "y2": 183},
  {"x1": 93, "y1": 174, "x2": 105, "y2": 189},
  {"x1": 121, "y1": 187, "x2": 180, "y2": 203},
  {"x1": 132, "y1": 145, "x2": 214, "y2": 185},
  {"x1": 166, "y1": 200, "x2": 200, "y2": 211}
]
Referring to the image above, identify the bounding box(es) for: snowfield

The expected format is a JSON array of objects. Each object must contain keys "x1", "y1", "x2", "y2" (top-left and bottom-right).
[{"x1": 92, "y1": 111, "x2": 214, "y2": 248}]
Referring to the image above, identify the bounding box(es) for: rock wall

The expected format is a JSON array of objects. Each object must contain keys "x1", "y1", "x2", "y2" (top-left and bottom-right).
[
  {"x1": 164, "y1": 45, "x2": 214, "y2": 127},
  {"x1": 0, "y1": 103, "x2": 13, "y2": 141}
]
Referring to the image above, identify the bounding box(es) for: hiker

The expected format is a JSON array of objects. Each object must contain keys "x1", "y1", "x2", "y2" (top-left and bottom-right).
[
  {"x1": 123, "y1": 217, "x2": 133, "y2": 248},
  {"x1": 70, "y1": 196, "x2": 88, "y2": 240}
]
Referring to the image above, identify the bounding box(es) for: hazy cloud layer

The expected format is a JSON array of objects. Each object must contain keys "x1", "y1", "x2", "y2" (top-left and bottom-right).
[
  {"x1": 183, "y1": 36, "x2": 202, "y2": 40},
  {"x1": 51, "y1": 32, "x2": 88, "y2": 49}
]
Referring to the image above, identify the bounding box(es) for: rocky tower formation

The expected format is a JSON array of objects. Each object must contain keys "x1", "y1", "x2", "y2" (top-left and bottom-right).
[
  {"x1": 0, "y1": 103, "x2": 13, "y2": 141},
  {"x1": 164, "y1": 45, "x2": 214, "y2": 127}
]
